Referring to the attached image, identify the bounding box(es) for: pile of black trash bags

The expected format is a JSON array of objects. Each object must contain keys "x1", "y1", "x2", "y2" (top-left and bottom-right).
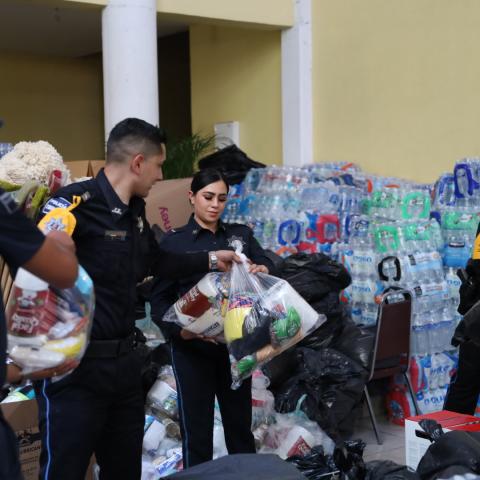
[
  {"x1": 287, "y1": 420, "x2": 480, "y2": 479},
  {"x1": 198, "y1": 145, "x2": 266, "y2": 185},
  {"x1": 168, "y1": 423, "x2": 480, "y2": 479},
  {"x1": 264, "y1": 252, "x2": 374, "y2": 441}
]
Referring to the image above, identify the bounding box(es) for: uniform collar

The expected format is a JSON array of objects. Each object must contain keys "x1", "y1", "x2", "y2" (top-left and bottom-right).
[
  {"x1": 187, "y1": 214, "x2": 226, "y2": 240},
  {"x1": 96, "y1": 169, "x2": 145, "y2": 221}
]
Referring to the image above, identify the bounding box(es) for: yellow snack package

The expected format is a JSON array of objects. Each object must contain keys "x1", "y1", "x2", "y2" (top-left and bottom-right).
[
  {"x1": 472, "y1": 232, "x2": 480, "y2": 260},
  {"x1": 224, "y1": 306, "x2": 252, "y2": 343},
  {"x1": 38, "y1": 195, "x2": 81, "y2": 236}
]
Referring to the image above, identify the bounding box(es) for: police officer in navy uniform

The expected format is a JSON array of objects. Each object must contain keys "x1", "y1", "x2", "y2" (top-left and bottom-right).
[
  {"x1": 151, "y1": 168, "x2": 275, "y2": 468},
  {"x1": 34, "y1": 119, "x2": 240, "y2": 480},
  {"x1": 0, "y1": 189, "x2": 78, "y2": 480}
]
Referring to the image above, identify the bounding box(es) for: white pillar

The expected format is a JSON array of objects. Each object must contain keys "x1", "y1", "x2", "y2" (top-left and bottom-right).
[
  {"x1": 102, "y1": 0, "x2": 159, "y2": 140},
  {"x1": 281, "y1": 0, "x2": 313, "y2": 166}
]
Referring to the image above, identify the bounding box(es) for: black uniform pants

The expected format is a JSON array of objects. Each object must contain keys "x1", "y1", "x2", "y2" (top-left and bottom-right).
[
  {"x1": 33, "y1": 349, "x2": 144, "y2": 480},
  {"x1": 444, "y1": 340, "x2": 480, "y2": 415},
  {"x1": 170, "y1": 341, "x2": 255, "y2": 469},
  {"x1": 0, "y1": 412, "x2": 22, "y2": 480}
]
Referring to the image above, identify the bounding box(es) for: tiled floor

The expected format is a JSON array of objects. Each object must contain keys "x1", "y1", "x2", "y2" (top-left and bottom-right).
[{"x1": 354, "y1": 401, "x2": 407, "y2": 465}]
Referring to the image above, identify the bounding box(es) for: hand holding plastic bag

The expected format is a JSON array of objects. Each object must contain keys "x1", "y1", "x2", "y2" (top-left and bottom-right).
[{"x1": 224, "y1": 249, "x2": 325, "y2": 388}]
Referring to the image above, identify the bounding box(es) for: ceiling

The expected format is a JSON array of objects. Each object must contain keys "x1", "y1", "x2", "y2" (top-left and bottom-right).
[{"x1": 0, "y1": 1, "x2": 188, "y2": 57}]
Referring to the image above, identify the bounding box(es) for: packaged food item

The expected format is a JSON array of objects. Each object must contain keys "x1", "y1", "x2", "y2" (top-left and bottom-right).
[{"x1": 162, "y1": 273, "x2": 228, "y2": 337}]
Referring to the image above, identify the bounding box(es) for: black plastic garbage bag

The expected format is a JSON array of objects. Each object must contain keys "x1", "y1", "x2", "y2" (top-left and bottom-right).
[
  {"x1": 286, "y1": 445, "x2": 339, "y2": 479},
  {"x1": 298, "y1": 312, "x2": 346, "y2": 351},
  {"x1": 273, "y1": 348, "x2": 368, "y2": 440},
  {"x1": 332, "y1": 439, "x2": 367, "y2": 479},
  {"x1": 364, "y1": 461, "x2": 420, "y2": 480},
  {"x1": 279, "y1": 253, "x2": 352, "y2": 303},
  {"x1": 416, "y1": 430, "x2": 480, "y2": 479},
  {"x1": 198, "y1": 145, "x2": 265, "y2": 185},
  {"x1": 300, "y1": 347, "x2": 365, "y2": 379},
  {"x1": 418, "y1": 419, "x2": 445, "y2": 443},
  {"x1": 330, "y1": 320, "x2": 375, "y2": 372},
  {"x1": 262, "y1": 347, "x2": 299, "y2": 389},
  {"x1": 167, "y1": 453, "x2": 305, "y2": 480}
]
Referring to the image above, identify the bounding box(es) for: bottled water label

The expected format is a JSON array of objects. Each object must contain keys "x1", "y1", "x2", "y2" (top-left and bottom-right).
[
  {"x1": 351, "y1": 250, "x2": 377, "y2": 277},
  {"x1": 406, "y1": 252, "x2": 443, "y2": 275},
  {"x1": 414, "y1": 281, "x2": 449, "y2": 300}
]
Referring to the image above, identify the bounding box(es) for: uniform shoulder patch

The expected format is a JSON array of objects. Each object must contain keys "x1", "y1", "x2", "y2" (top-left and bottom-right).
[{"x1": 42, "y1": 197, "x2": 72, "y2": 214}]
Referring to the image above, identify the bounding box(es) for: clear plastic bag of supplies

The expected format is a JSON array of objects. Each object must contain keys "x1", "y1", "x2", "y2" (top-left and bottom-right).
[
  {"x1": 162, "y1": 272, "x2": 229, "y2": 337},
  {"x1": 6, "y1": 265, "x2": 94, "y2": 374},
  {"x1": 224, "y1": 249, "x2": 325, "y2": 388},
  {"x1": 259, "y1": 396, "x2": 335, "y2": 459},
  {"x1": 147, "y1": 365, "x2": 179, "y2": 420}
]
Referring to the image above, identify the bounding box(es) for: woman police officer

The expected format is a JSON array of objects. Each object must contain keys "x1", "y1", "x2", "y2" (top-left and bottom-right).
[{"x1": 151, "y1": 168, "x2": 275, "y2": 468}]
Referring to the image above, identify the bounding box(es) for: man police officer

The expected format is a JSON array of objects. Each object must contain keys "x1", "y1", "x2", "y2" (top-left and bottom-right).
[{"x1": 34, "y1": 118, "x2": 239, "y2": 480}]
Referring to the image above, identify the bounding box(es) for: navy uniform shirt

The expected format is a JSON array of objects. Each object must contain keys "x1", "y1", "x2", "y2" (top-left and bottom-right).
[
  {"x1": 42, "y1": 170, "x2": 208, "y2": 341},
  {"x1": 0, "y1": 189, "x2": 45, "y2": 386},
  {"x1": 151, "y1": 215, "x2": 275, "y2": 342}
]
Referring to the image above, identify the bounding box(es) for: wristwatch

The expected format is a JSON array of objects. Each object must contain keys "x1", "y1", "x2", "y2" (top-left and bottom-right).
[{"x1": 209, "y1": 251, "x2": 218, "y2": 271}]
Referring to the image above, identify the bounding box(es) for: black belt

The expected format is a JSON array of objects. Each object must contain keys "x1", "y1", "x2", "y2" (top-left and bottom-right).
[{"x1": 84, "y1": 333, "x2": 136, "y2": 359}]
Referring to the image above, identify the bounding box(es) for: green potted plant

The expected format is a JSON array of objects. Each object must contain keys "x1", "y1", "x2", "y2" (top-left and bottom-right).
[{"x1": 162, "y1": 133, "x2": 216, "y2": 180}]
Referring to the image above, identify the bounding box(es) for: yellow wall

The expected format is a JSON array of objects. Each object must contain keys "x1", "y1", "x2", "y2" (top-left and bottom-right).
[
  {"x1": 60, "y1": 0, "x2": 294, "y2": 28},
  {"x1": 0, "y1": 51, "x2": 104, "y2": 160},
  {"x1": 190, "y1": 25, "x2": 282, "y2": 166},
  {"x1": 313, "y1": 0, "x2": 480, "y2": 183}
]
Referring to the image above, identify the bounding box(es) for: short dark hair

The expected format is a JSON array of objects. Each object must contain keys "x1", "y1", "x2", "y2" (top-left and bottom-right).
[
  {"x1": 106, "y1": 118, "x2": 167, "y2": 164},
  {"x1": 191, "y1": 168, "x2": 229, "y2": 194}
]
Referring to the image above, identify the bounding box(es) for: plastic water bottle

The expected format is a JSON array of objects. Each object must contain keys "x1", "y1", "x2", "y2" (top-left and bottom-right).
[{"x1": 445, "y1": 267, "x2": 461, "y2": 311}]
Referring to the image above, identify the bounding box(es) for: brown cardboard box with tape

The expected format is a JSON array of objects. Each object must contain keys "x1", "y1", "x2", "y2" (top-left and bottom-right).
[{"x1": 145, "y1": 178, "x2": 192, "y2": 232}]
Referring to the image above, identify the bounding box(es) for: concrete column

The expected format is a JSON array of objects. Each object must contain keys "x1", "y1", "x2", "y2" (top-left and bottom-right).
[
  {"x1": 102, "y1": 0, "x2": 159, "y2": 140},
  {"x1": 281, "y1": 0, "x2": 313, "y2": 166}
]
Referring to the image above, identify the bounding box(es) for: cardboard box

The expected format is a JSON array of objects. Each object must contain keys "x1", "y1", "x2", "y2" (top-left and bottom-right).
[
  {"x1": 405, "y1": 410, "x2": 480, "y2": 469},
  {"x1": 1, "y1": 400, "x2": 95, "y2": 479},
  {"x1": 64, "y1": 160, "x2": 105, "y2": 180},
  {"x1": 89, "y1": 160, "x2": 105, "y2": 177},
  {"x1": 145, "y1": 178, "x2": 192, "y2": 232},
  {"x1": 1, "y1": 400, "x2": 40, "y2": 480}
]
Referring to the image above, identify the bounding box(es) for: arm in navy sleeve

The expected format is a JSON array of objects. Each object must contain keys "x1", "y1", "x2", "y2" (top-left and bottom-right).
[
  {"x1": 150, "y1": 277, "x2": 182, "y2": 341},
  {"x1": 147, "y1": 225, "x2": 209, "y2": 280},
  {"x1": 246, "y1": 228, "x2": 277, "y2": 275},
  {"x1": 0, "y1": 190, "x2": 45, "y2": 269}
]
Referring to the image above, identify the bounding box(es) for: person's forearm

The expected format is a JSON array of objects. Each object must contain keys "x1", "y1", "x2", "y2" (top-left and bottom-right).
[{"x1": 153, "y1": 250, "x2": 208, "y2": 279}]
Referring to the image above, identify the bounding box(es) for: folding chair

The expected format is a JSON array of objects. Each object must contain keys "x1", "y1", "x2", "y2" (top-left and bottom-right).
[{"x1": 363, "y1": 289, "x2": 420, "y2": 444}]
